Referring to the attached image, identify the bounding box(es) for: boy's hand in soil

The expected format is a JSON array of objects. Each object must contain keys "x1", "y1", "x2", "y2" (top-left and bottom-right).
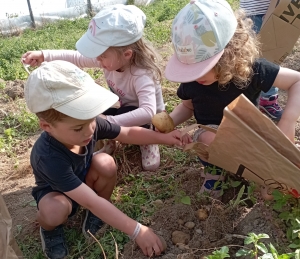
[
  {"x1": 21, "y1": 51, "x2": 45, "y2": 67},
  {"x1": 135, "y1": 225, "x2": 163, "y2": 257}
]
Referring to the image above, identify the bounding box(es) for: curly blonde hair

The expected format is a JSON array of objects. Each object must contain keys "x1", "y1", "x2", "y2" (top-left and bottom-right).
[
  {"x1": 214, "y1": 9, "x2": 261, "y2": 89},
  {"x1": 111, "y1": 38, "x2": 162, "y2": 83}
]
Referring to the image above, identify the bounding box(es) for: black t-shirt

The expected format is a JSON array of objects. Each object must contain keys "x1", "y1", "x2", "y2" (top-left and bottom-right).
[
  {"x1": 177, "y1": 59, "x2": 280, "y2": 125},
  {"x1": 31, "y1": 117, "x2": 121, "y2": 196}
]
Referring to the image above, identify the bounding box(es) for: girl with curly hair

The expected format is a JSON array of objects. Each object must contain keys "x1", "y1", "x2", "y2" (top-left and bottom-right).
[{"x1": 165, "y1": 0, "x2": 300, "y2": 197}]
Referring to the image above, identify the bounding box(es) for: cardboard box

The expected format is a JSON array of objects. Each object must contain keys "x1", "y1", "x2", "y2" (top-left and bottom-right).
[{"x1": 259, "y1": 0, "x2": 300, "y2": 64}]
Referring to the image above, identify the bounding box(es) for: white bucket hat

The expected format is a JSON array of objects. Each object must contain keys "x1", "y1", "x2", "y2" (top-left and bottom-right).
[
  {"x1": 76, "y1": 4, "x2": 146, "y2": 58},
  {"x1": 165, "y1": 0, "x2": 237, "y2": 83},
  {"x1": 24, "y1": 60, "x2": 119, "y2": 120}
]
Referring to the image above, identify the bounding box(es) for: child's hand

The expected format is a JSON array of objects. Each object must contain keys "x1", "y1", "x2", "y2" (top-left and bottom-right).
[
  {"x1": 135, "y1": 225, "x2": 163, "y2": 257},
  {"x1": 181, "y1": 133, "x2": 193, "y2": 145},
  {"x1": 21, "y1": 51, "x2": 44, "y2": 67},
  {"x1": 165, "y1": 129, "x2": 183, "y2": 146}
]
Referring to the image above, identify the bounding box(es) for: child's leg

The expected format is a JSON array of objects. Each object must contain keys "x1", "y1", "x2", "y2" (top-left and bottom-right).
[
  {"x1": 36, "y1": 189, "x2": 74, "y2": 259},
  {"x1": 37, "y1": 192, "x2": 73, "y2": 230},
  {"x1": 194, "y1": 126, "x2": 225, "y2": 198},
  {"x1": 85, "y1": 153, "x2": 117, "y2": 200},
  {"x1": 103, "y1": 106, "x2": 160, "y2": 171},
  {"x1": 83, "y1": 153, "x2": 117, "y2": 236}
]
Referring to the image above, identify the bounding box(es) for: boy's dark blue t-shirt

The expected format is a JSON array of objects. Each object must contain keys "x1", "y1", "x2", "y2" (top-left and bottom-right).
[
  {"x1": 177, "y1": 58, "x2": 280, "y2": 125},
  {"x1": 30, "y1": 117, "x2": 120, "y2": 196}
]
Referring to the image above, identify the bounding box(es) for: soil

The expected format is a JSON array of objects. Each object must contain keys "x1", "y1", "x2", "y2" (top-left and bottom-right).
[{"x1": 1, "y1": 42, "x2": 300, "y2": 259}]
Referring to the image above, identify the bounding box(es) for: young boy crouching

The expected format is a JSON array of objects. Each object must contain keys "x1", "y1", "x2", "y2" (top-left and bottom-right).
[{"x1": 25, "y1": 60, "x2": 182, "y2": 259}]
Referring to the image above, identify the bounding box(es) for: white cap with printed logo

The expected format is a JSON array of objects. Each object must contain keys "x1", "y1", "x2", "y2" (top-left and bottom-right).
[
  {"x1": 76, "y1": 4, "x2": 146, "y2": 58},
  {"x1": 165, "y1": 0, "x2": 237, "y2": 83},
  {"x1": 24, "y1": 60, "x2": 119, "y2": 120}
]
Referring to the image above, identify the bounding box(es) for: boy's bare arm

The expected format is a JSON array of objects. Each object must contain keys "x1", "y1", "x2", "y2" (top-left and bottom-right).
[
  {"x1": 65, "y1": 183, "x2": 163, "y2": 256},
  {"x1": 114, "y1": 127, "x2": 182, "y2": 146},
  {"x1": 65, "y1": 183, "x2": 137, "y2": 235}
]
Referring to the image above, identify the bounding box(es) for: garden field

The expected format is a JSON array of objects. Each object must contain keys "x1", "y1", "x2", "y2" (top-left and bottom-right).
[{"x1": 1, "y1": 0, "x2": 300, "y2": 258}]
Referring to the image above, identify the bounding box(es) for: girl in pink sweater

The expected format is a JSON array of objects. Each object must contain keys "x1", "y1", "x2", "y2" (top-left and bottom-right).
[{"x1": 22, "y1": 4, "x2": 165, "y2": 171}]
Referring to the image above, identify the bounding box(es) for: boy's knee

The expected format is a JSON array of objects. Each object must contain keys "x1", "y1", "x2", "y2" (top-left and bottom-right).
[
  {"x1": 92, "y1": 153, "x2": 117, "y2": 176},
  {"x1": 38, "y1": 194, "x2": 71, "y2": 225}
]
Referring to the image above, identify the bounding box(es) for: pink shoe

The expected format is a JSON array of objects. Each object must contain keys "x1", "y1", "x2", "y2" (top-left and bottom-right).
[
  {"x1": 94, "y1": 139, "x2": 116, "y2": 155},
  {"x1": 259, "y1": 94, "x2": 283, "y2": 121},
  {"x1": 140, "y1": 144, "x2": 160, "y2": 171}
]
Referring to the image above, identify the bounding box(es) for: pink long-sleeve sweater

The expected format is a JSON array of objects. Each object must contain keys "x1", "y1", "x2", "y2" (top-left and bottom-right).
[{"x1": 43, "y1": 50, "x2": 165, "y2": 127}]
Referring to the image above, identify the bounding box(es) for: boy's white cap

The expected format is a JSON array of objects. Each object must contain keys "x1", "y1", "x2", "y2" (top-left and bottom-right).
[
  {"x1": 76, "y1": 4, "x2": 146, "y2": 58},
  {"x1": 165, "y1": 0, "x2": 237, "y2": 83},
  {"x1": 24, "y1": 60, "x2": 119, "y2": 120}
]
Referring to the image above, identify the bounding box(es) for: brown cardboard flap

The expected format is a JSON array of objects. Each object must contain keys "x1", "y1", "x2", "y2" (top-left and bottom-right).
[
  {"x1": 259, "y1": 0, "x2": 300, "y2": 64},
  {"x1": 183, "y1": 142, "x2": 209, "y2": 161},
  {"x1": 0, "y1": 194, "x2": 23, "y2": 259},
  {"x1": 273, "y1": 0, "x2": 300, "y2": 26},
  {"x1": 261, "y1": 15, "x2": 300, "y2": 51},
  {"x1": 262, "y1": 0, "x2": 280, "y2": 27},
  {"x1": 227, "y1": 93, "x2": 300, "y2": 166}
]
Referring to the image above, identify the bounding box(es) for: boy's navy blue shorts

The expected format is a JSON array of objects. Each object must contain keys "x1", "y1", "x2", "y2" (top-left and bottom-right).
[{"x1": 33, "y1": 161, "x2": 92, "y2": 218}]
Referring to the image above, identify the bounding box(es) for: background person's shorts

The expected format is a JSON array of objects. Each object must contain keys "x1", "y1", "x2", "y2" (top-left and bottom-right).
[{"x1": 193, "y1": 124, "x2": 219, "y2": 142}]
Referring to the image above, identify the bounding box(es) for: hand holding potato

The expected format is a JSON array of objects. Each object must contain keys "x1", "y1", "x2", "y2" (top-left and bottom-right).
[{"x1": 152, "y1": 111, "x2": 174, "y2": 133}]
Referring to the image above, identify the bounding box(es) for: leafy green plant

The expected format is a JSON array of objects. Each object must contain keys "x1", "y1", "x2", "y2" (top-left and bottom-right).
[
  {"x1": 175, "y1": 190, "x2": 191, "y2": 205},
  {"x1": 270, "y1": 190, "x2": 300, "y2": 249},
  {"x1": 272, "y1": 190, "x2": 293, "y2": 211},
  {"x1": 228, "y1": 182, "x2": 258, "y2": 208},
  {"x1": 236, "y1": 233, "x2": 270, "y2": 258},
  {"x1": 236, "y1": 233, "x2": 298, "y2": 259},
  {"x1": 204, "y1": 246, "x2": 230, "y2": 259}
]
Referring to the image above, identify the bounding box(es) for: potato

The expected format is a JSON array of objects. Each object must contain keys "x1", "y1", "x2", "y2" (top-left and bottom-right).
[
  {"x1": 158, "y1": 235, "x2": 167, "y2": 252},
  {"x1": 196, "y1": 208, "x2": 208, "y2": 221},
  {"x1": 152, "y1": 111, "x2": 174, "y2": 133}
]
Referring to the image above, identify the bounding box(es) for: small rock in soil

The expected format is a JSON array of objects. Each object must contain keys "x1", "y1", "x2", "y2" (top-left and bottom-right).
[
  {"x1": 158, "y1": 236, "x2": 167, "y2": 252},
  {"x1": 177, "y1": 253, "x2": 195, "y2": 259},
  {"x1": 178, "y1": 219, "x2": 184, "y2": 225},
  {"x1": 176, "y1": 243, "x2": 189, "y2": 250},
  {"x1": 172, "y1": 231, "x2": 190, "y2": 245},
  {"x1": 184, "y1": 222, "x2": 195, "y2": 229},
  {"x1": 152, "y1": 199, "x2": 164, "y2": 208}
]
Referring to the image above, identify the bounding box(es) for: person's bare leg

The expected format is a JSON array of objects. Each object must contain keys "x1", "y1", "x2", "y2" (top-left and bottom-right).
[
  {"x1": 37, "y1": 192, "x2": 72, "y2": 230},
  {"x1": 38, "y1": 192, "x2": 71, "y2": 258},
  {"x1": 197, "y1": 131, "x2": 224, "y2": 197},
  {"x1": 85, "y1": 153, "x2": 117, "y2": 200},
  {"x1": 83, "y1": 153, "x2": 117, "y2": 236}
]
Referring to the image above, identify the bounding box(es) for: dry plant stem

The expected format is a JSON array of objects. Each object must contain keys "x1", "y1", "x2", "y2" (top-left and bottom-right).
[
  {"x1": 190, "y1": 244, "x2": 249, "y2": 253},
  {"x1": 87, "y1": 230, "x2": 107, "y2": 259},
  {"x1": 122, "y1": 148, "x2": 132, "y2": 175},
  {"x1": 109, "y1": 232, "x2": 119, "y2": 259},
  {"x1": 69, "y1": 241, "x2": 96, "y2": 259}
]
